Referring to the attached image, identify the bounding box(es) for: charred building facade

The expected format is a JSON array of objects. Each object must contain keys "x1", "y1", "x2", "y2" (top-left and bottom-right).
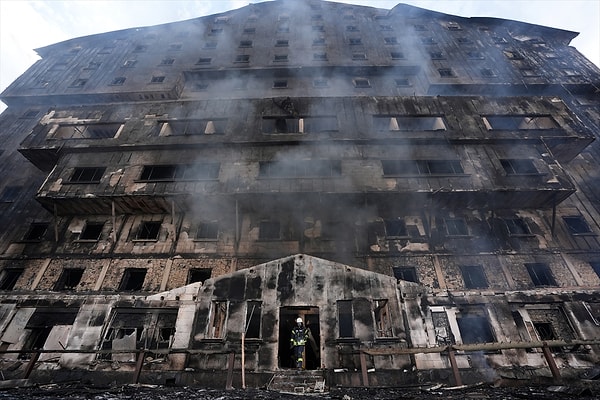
[{"x1": 0, "y1": 0, "x2": 599, "y2": 389}]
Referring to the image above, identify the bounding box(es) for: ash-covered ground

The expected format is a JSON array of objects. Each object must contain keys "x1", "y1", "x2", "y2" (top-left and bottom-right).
[{"x1": 0, "y1": 383, "x2": 597, "y2": 400}]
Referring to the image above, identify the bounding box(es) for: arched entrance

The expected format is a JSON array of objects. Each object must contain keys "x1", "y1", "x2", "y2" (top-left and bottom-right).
[{"x1": 278, "y1": 306, "x2": 320, "y2": 369}]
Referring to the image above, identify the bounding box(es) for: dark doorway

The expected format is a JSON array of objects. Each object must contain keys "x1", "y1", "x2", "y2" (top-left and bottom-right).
[{"x1": 278, "y1": 307, "x2": 320, "y2": 370}]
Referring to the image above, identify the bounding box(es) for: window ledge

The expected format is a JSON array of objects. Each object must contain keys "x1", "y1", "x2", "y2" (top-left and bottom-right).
[
  {"x1": 132, "y1": 239, "x2": 159, "y2": 243},
  {"x1": 374, "y1": 337, "x2": 401, "y2": 344},
  {"x1": 445, "y1": 235, "x2": 472, "y2": 238},
  {"x1": 193, "y1": 238, "x2": 218, "y2": 242},
  {"x1": 383, "y1": 174, "x2": 470, "y2": 178},
  {"x1": 74, "y1": 239, "x2": 100, "y2": 243},
  {"x1": 507, "y1": 234, "x2": 536, "y2": 238},
  {"x1": 336, "y1": 338, "x2": 360, "y2": 344}
]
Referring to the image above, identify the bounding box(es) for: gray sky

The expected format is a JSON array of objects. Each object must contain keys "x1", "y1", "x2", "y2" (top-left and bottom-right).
[{"x1": 1, "y1": 0, "x2": 599, "y2": 113}]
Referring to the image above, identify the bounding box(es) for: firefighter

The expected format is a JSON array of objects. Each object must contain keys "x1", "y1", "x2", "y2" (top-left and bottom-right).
[{"x1": 290, "y1": 317, "x2": 310, "y2": 369}]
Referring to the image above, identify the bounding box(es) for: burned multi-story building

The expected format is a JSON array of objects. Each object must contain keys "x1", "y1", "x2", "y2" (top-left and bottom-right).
[{"x1": 0, "y1": 0, "x2": 598, "y2": 390}]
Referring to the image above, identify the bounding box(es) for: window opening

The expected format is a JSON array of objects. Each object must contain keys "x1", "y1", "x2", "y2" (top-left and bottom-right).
[
  {"x1": 123, "y1": 60, "x2": 137, "y2": 67},
  {"x1": 23, "y1": 223, "x2": 49, "y2": 241},
  {"x1": 353, "y1": 78, "x2": 370, "y2": 87},
  {"x1": 313, "y1": 38, "x2": 325, "y2": 46},
  {"x1": 390, "y1": 51, "x2": 405, "y2": 60},
  {"x1": 352, "y1": 53, "x2": 367, "y2": 61},
  {"x1": 394, "y1": 78, "x2": 410, "y2": 86},
  {"x1": 563, "y1": 216, "x2": 592, "y2": 235},
  {"x1": 259, "y1": 221, "x2": 281, "y2": 240},
  {"x1": 245, "y1": 301, "x2": 262, "y2": 339},
  {"x1": 313, "y1": 52, "x2": 328, "y2": 61},
  {"x1": 0, "y1": 268, "x2": 24, "y2": 290},
  {"x1": 136, "y1": 221, "x2": 161, "y2": 240},
  {"x1": 239, "y1": 40, "x2": 253, "y2": 48},
  {"x1": 456, "y1": 315, "x2": 494, "y2": 344},
  {"x1": 196, "y1": 222, "x2": 219, "y2": 240},
  {"x1": 160, "y1": 58, "x2": 175, "y2": 65},
  {"x1": 197, "y1": 57, "x2": 212, "y2": 65},
  {"x1": 374, "y1": 116, "x2": 446, "y2": 131},
  {"x1": 54, "y1": 268, "x2": 84, "y2": 291},
  {"x1": 276, "y1": 39, "x2": 289, "y2": 47},
  {"x1": 150, "y1": 76, "x2": 165, "y2": 83},
  {"x1": 70, "y1": 79, "x2": 88, "y2": 87},
  {"x1": 69, "y1": 167, "x2": 105, "y2": 183},
  {"x1": 373, "y1": 300, "x2": 393, "y2": 338},
  {"x1": 119, "y1": 268, "x2": 147, "y2": 291},
  {"x1": 166, "y1": 119, "x2": 226, "y2": 135},
  {"x1": 500, "y1": 159, "x2": 538, "y2": 175},
  {"x1": 526, "y1": 263, "x2": 557, "y2": 287},
  {"x1": 79, "y1": 222, "x2": 104, "y2": 240},
  {"x1": 590, "y1": 262, "x2": 600, "y2": 279},
  {"x1": 483, "y1": 115, "x2": 557, "y2": 130},
  {"x1": 384, "y1": 219, "x2": 407, "y2": 237},
  {"x1": 430, "y1": 51, "x2": 445, "y2": 59},
  {"x1": 460, "y1": 265, "x2": 488, "y2": 289},
  {"x1": 235, "y1": 55, "x2": 250, "y2": 63},
  {"x1": 392, "y1": 267, "x2": 417, "y2": 283},
  {"x1": 504, "y1": 218, "x2": 531, "y2": 236},
  {"x1": 139, "y1": 164, "x2": 219, "y2": 181},
  {"x1": 313, "y1": 79, "x2": 328, "y2": 88},
  {"x1": 243, "y1": 27, "x2": 256, "y2": 34},
  {"x1": 382, "y1": 160, "x2": 463, "y2": 175},
  {"x1": 349, "y1": 38, "x2": 362, "y2": 45},
  {"x1": 110, "y1": 77, "x2": 126, "y2": 85},
  {"x1": 432, "y1": 311, "x2": 454, "y2": 345},
  {"x1": 445, "y1": 218, "x2": 468, "y2": 236},
  {"x1": 53, "y1": 123, "x2": 121, "y2": 139},
  {"x1": 273, "y1": 80, "x2": 288, "y2": 88},
  {"x1": 259, "y1": 160, "x2": 341, "y2": 178},
  {"x1": 383, "y1": 37, "x2": 398, "y2": 44},
  {"x1": 438, "y1": 68, "x2": 454, "y2": 77},
  {"x1": 480, "y1": 68, "x2": 496, "y2": 78},
  {"x1": 209, "y1": 301, "x2": 228, "y2": 339},
  {"x1": 188, "y1": 268, "x2": 212, "y2": 284},
  {"x1": 337, "y1": 300, "x2": 354, "y2": 338},
  {"x1": 204, "y1": 42, "x2": 217, "y2": 49}
]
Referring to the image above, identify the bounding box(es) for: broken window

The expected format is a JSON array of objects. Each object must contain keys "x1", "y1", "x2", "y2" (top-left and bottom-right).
[
  {"x1": 432, "y1": 310, "x2": 454, "y2": 345},
  {"x1": 261, "y1": 117, "x2": 300, "y2": 133},
  {"x1": 22, "y1": 109, "x2": 40, "y2": 118},
  {"x1": 373, "y1": 300, "x2": 393, "y2": 337},
  {"x1": 22, "y1": 309, "x2": 78, "y2": 360},
  {"x1": 483, "y1": 115, "x2": 558, "y2": 130},
  {"x1": 234, "y1": 55, "x2": 250, "y2": 63},
  {"x1": 353, "y1": 78, "x2": 370, "y2": 88},
  {"x1": 445, "y1": 218, "x2": 469, "y2": 236},
  {"x1": 160, "y1": 58, "x2": 175, "y2": 65},
  {"x1": 69, "y1": 78, "x2": 88, "y2": 88},
  {"x1": 23, "y1": 222, "x2": 49, "y2": 241},
  {"x1": 110, "y1": 77, "x2": 126, "y2": 85},
  {"x1": 196, "y1": 222, "x2": 219, "y2": 240},
  {"x1": 135, "y1": 221, "x2": 161, "y2": 241},
  {"x1": 19, "y1": 327, "x2": 52, "y2": 360},
  {"x1": 337, "y1": 300, "x2": 354, "y2": 338},
  {"x1": 480, "y1": 68, "x2": 496, "y2": 78},
  {"x1": 133, "y1": 45, "x2": 147, "y2": 52},
  {"x1": 239, "y1": 40, "x2": 253, "y2": 48},
  {"x1": 520, "y1": 68, "x2": 539, "y2": 77},
  {"x1": 392, "y1": 267, "x2": 418, "y2": 283},
  {"x1": 460, "y1": 265, "x2": 488, "y2": 289},
  {"x1": 352, "y1": 54, "x2": 368, "y2": 61},
  {"x1": 312, "y1": 38, "x2": 326, "y2": 46},
  {"x1": 0, "y1": 186, "x2": 20, "y2": 202},
  {"x1": 54, "y1": 268, "x2": 84, "y2": 291},
  {"x1": 563, "y1": 216, "x2": 593, "y2": 235},
  {"x1": 500, "y1": 159, "x2": 538, "y2": 175},
  {"x1": 197, "y1": 57, "x2": 212, "y2": 65},
  {"x1": 383, "y1": 37, "x2": 398, "y2": 44},
  {"x1": 259, "y1": 221, "x2": 281, "y2": 240},
  {"x1": 275, "y1": 39, "x2": 288, "y2": 47},
  {"x1": 123, "y1": 60, "x2": 137, "y2": 68},
  {"x1": 526, "y1": 263, "x2": 557, "y2": 287},
  {"x1": 313, "y1": 52, "x2": 328, "y2": 60},
  {"x1": 209, "y1": 28, "x2": 223, "y2": 35},
  {"x1": 374, "y1": 116, "x2": 446, "y2": 131},
  {"x1": 79, "y1": 222, "x2": 104, "y2": 241},
  {"x1": 456, "y1": 313, "x2": 495, "y2": 344},
  {"x1": 384, "y1": 219, "x2": 407, "y2": 237},
  {"x1": 503, "y1": 218, "x2": 531, "y2": 236},
  {"x1": 394, "y1": 78, "x2": 410, "y2": 86},
  {"x1": 188, "y1": 268, "x2": 211, "y2": 284},
  {"x1": 53, "y1": 123, "x2": 121, "y2": 139},
  {"x1": 0, "y1": 268, "x2": 24, "y2": 290},
  {"x1": 259, "y1": 160, "x2": 341, "y2": 178},
  {"x1": 430, "y1": 51, "x2": 445, "y2": 59},
  {"x1": 438, "y1": 68, "x2": 454, "y2": 77},
  {"x1": 390, "y1": 51, "x2": 405, "y2": 60},
  {"x1": 119, "y1": 268, "x2": 147, "y2": 291},
  {"x1": 138, "y1": 164, "x2": 220, "y2": 181},
  {"x1": 209, "y1": 301, "x2": 228, "y2": 339},
  {"x1": 503, "y1": 50, "x2": 523, "y2": 60},
  {"x1": 69, "y1": 167, "x2": 106, "y2": 183},
  {"x1": 150, "y1": 76, "x2": 165, "y2": 83},
  {"x1": 313, "y1": 79, "x2": 329, "y2": 88},
  {"x1": 346, "y1": 25, "x2": 359, "y2": 32},
  {"x1": 165, "y1": 119, "x2": 226, "y2": 135},
  {"x1": 273, "y1": 80, "x2": 288, "y2": 88},
  {"x1": 382, "y1": 160, "x2": 463, "y2": 175},
  {"x1": 245, "y1": 301, "x2": 262, "y2": 339},
  {"x1": 447, "y1": 22, "x2": 462, "y2": 30},
  {"x1": 527, "y1": 308, "x2": 576, "y2": 352},
  {"x1": 99, "y1": 309, "x2": 177, "y2": 361}
]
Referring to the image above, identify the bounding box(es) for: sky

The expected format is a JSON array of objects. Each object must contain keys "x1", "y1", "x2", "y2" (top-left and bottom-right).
[{"x1": 0, "y1": 0, "x2": 599, "y2": 113}]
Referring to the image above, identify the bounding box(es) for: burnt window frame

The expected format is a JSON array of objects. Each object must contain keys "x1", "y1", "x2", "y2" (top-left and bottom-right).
[
  {"x1": 138, "y1": 163, "x2": 220, "y2": 182},
  {"x1": 438, "y1": 68, "x2": 455, "y2": 77},
  {"x1": 118, "y1": 268, "x2": 147, "y2": 291},
  {"x1": 69, "y1": 78, "x2": 88, "y2": 88},
  {"x1": 353, "y1": 77, "x2": 370, "y2": 87},
  {"x1": 22, "y1": 222, "x2": 49, "y2": 242},
  {"x1": 110, "y1": 76, "x2": 126, "y2": 86},
  {"x1": 163, "y1": 119, "x2": 227, "y2": 136},
  {"x1": 258, "y1": 220, "x2": 281, "y2": 240},
  {"x1": 234, "y1": 54, "x2": 250, "y2": 63},
  {"x1": 563, "y1": 216, "x2": 593, "y2": 235},
  {"x1": 390, "y1": 51, "x2": 405, "y2": 60},
  {"x1": 384, "y1": 218, "x2": 408, "y2": 238},
  {"x1": 373, "y1": 299, "x2": 393, "y2": 338},
  {"x1": 337, "y1": 300, "x2": 354, "y2": 338},
  {"x1": 526, "y1": 263, "x2": 557, "y2": 287},
  {"x1": 160, "y1": 57, "x2": 175, "y2": 66},
  {"x1": 208, "y1": 301, "x2": 228, "y2": 339},
  {"x1": 460, "y1": 265, "x2": 489, "y2": 289},
  {"x1": 0, "y1": 268, "x2": 24, "y2": 290},
  {"x1": 195, "y1": 221, "x2": 219, "y2": 241},
  {"x1": 245, "y1": 301, "x2": 262, "y2": 339},
  {"x1": 351, "y1": 53, "x2": 368, "y2": 61},
  {"x1": 275, "y1": 39, "x2": 289, "y2": 47},
  {"x1": 313, "y1": 52, "x2": 328, "y2": 61},
  {"x1": 500, "y1": 159, "x2": 539, "y2": 175},
  {"x1": 196, "y1": 57, "x2": 212, "y2": 65},
  {"x1": 480, "y1": 68, "x2": 496, "y2": 78},
  {"x1": 68, "y1": 167, "x2": 106, "y2": 183},
  {"x1": 482, "y1": 115, "x2": 559, "y2": 130},
  {"x1": 444, "y1": 217, "x2": 469, "y2": 237},
  {"x1": 135, "y1": 221, "x2": 162, "y2": 241},
  {"x1": 52, "y1": 123, "x2": 122, "y2": 139},
  {"x1": 382, "y1": 160, "x2": 464, "y2": 176},
  {"x1": 383, "y1": 37, "x2": 398, "y2": 45},
  {"x1": 150, "y1": 75, "x2": 165, "y2": 83},
  {"x1": 348, "y1": 38, "x2": 362, "y2": 45},
  {"x1": 503, "y1": 218, "x2": 532, "y2": 236},
  {"x1": 456, "y1": 313, "x2": 495, "y2": 344},
  {"x1": 273, "y1": 54, "x2": 289, "y2": 63},
  {"x1": 258, "y1": 160, "x2": 341, "y2": 178},
  {"x1": 392, "y1": 266, "x2": 418, "y2": 283},
  {"x1": 374, "y1": 115, "x2": 447, "y2": 132},
  {"x1": 239, "y1": 40, "x2": 253, "y2": 48},
  {"x1": 54, "y1": 268, "x2": 84, "y2": 291},
  {"x1": 589, "y1": 262, "x2": 600, "y2": 279},
  {"x1": 78, "y1": 222, "x2": 105, "y2": 241}
]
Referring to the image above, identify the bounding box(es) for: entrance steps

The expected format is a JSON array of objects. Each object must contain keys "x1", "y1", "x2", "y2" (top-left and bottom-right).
[{"x1": 267, "y1": 369, "x2": 327, "y2": 394}]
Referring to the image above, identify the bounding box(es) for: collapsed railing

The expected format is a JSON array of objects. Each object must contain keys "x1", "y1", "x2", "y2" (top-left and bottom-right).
[{"x1": 0, "y1": 339, "x2": 599, "y2": 388}]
